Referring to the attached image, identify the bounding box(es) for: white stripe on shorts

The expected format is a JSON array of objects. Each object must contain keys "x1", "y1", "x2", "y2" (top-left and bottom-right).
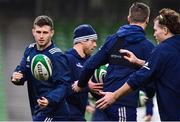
[
  {"x1": 44, "y1": 117, "x2": 53, "y2": 122},
  {"x1": 118, "y1": 107, "x2": 126, "y2": 122}
]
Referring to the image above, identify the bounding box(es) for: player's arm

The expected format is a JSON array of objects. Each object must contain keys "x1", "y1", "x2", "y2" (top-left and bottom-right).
[
  {"x1": 37, "y1": 97, "x2": 49, "y2": 108},
  {"x1": 88, "y1": 79, "x2": 103, "y2": 94},
  {"x1": 11, "y1": 47, "x2": 30, "y2": 85},
  {"x1": 74, "y1": 38, "x2": 113, "y2": 91},
  {"x1": 45, "y1": 54, "x2": 71, "y2": 106},
  {"x1": 72, "y1": 50, "x2": 108, "y2": 92},
  {"x1": 72, "y1": 51, "x2": 108, "y2": 92},
  {"x1": 96, "y1": 82, "x2": 133, "y2": 109}
]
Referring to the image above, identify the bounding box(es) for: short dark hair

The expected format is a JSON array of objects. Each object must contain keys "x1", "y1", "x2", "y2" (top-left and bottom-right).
[
  {"x1": 129, "y1": 2, "x2": 150, "y2": 23},
  {"x1": 33, "y1": 15, "x2": 54, "y2": 29},
  {"x1": 154, "y1": 8, "x2": 180, "y2": 34}
]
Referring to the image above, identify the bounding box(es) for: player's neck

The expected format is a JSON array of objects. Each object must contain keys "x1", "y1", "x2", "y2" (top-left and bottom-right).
[
  {"x1": 37, "y1": 41, "x2": 52, "y2": 51},
  {"x1": 130, "y1": 22, "x2": 147, "y2": 30},
  {"x1": 73, "y1": 44, "x2": 86, "y2": 58}
]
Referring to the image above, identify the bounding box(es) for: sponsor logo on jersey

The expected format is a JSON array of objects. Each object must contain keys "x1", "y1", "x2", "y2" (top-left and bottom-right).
[{"x1": 110, "y1": 54, "x2": 122, "y2": 59}]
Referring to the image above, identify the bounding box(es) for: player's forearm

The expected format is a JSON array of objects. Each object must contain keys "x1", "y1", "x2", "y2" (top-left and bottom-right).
[
  {"x1": 78, "y1": 68, "x2": 94, "y2": 88},
  {"x1": 113, "y1": 82, "x2": 133, "y2": 101},
  {"x1": 46, "y1": 83, "x2": 67, "y2": 105}
]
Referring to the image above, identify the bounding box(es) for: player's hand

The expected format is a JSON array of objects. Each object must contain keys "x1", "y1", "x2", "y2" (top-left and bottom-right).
[
  {"x1": 11, "y1": 71, "x2": 23, "y2": 83},
  {"x1": 37, "y1": 97, "x2": 49, "y2": 108},
  {"x1": 88, "y1": 80, "x2": 103, "y2": 95},
  {"x1": 96, "y1": 91, "x2": 116, "y2": 109},
  {"x1": 144, "y1": 115, "x2": 152, "y2": 122},
  {"x1": 119, "y1": 49, "x2": 145, "y2": 66},
  {"x1": 72, "y1": 81, "x2": 82, "y2": 92},
  {"x1": 119, "y1": 49, "x2": 138, "y2": 64},
  {"x1": 86, "y1": 104, "x2": 95, "y2": 114}
]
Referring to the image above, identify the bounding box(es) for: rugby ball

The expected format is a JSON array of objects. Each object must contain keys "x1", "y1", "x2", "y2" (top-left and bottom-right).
[
  {"x1": 94, "y1": 64, "x2": 108, "y2": 83},
  {"x1": 31, "y1": 54, "x2": 52, "y2": 81}
]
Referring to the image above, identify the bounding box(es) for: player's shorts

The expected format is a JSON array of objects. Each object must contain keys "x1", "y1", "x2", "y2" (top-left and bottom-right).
[{"x1": 105, "y1": 104, "x2": 137, "y2": 121}]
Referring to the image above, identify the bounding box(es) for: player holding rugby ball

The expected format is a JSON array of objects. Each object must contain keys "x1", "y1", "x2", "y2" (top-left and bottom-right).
[{"x1": 11, "y1": 15, "x2": 71, "y2": 121}]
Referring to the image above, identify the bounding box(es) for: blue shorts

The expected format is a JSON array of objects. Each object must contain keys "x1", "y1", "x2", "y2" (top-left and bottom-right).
[{"x1": 105, "y1": 105, "x2": 137, "y2": 121}]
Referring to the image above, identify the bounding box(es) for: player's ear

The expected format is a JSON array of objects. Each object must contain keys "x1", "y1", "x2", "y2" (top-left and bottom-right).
[
  {"x1": 32, "y1": 28, "x2": 35, "y2": 36},
  {"x1": 51, "y1": 29, "x2": 54, "y2": 37},
  {"x1": 146, "y1": 17, "x2": 149, "y2": 24},
  {"x1": 163, "y1": 26, "x2": 169, "y2": 35},
  {"x1": 127, "y1": 15, "x2": 131, "y2": 23}
]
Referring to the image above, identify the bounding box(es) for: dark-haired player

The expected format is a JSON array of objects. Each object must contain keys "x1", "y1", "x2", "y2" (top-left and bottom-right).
[{"x1": 11, "y1": 15, "x2": 71, "y2": 121}]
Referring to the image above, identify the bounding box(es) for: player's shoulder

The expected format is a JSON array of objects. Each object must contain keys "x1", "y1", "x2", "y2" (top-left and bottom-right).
[
  {"x1": 28, "y1": 43, "x2": 36, "y2": 49},
  {"x1": 145, "y1": 39, "x2": 154, "y2": 45},
  {"x1": 141, "y1": 38, "x2": 155, "y2": 48},
  {"x1": 48, "y1": 47, "x2": 62, "y2": 55},
  {"x1": 24, "y1": 43, "x2": 36, "y2": 51},
  {"x1": 24, "y1": 43, "x2": 36, "y2": 55},
  {"x1": 51, "y1": 50, "x2": 69, "y2": 64},
  {"x1": 48, "y1": 45, "x2": 65, "y2": 60},
  {"x1": 105, "y1": 33, "x2": 117, "y2": 42},
  {"x1": 154, "y1": 42, "x2": 168, "y2": 52},
  {"x1": 100, "y1": 33, "x2": 119, "y2": 51}
]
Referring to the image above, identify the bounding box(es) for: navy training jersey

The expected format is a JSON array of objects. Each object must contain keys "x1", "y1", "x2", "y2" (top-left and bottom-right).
[
  {"x1": 127, "y1": 35, "x2": 180, "y2": 120},
  {"x1": 13, "y1": 42, "x2": 71, "y2": 119},
  {"x1": 78, "y1": 25, "x2": 155, "y2": 107}
]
